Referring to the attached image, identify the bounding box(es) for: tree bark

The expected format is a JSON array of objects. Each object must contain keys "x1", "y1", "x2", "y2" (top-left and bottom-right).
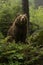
[
  {"x1": 22, "y1": 0, "x2": 29, "y2": 35},
  {"x1": 22, "y1": 0, "x2": 29, "y2": 20}
]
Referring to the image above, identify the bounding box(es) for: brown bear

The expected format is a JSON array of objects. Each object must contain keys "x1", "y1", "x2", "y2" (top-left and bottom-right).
[{"x1": 7, "y1": 14, "x2": 28, "y2": 43}]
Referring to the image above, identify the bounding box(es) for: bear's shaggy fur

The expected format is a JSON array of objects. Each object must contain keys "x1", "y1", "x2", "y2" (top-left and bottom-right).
[{"x1": 7, "y1": 14, "x2": 28, "y2": 43}]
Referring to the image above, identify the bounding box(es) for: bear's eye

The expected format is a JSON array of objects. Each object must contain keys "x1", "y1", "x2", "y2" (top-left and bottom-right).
[
  {"x1": 15, "y1": 22, "x2": 18, "y2": 26},
  {"x1": 15, "y1": 22, "x2": 19, "y2": 26}
]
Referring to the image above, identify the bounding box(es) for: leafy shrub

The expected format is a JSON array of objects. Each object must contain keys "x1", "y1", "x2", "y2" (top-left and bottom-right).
[
  {"x1": 0, "y1": 32, "x2": 4, "y2": 40},
  {"x1": 29, "y1": 29, "x2": 43, "y2": 47},
  {"x1": 0, "y1": 29, "x2": 43, "y2": 65},
  {"x1": 0, "y1": 37, "x2": 43, "y2": 65},
  {"x1": 30, "y1": 6, "x2": 43, "y2": 28}
]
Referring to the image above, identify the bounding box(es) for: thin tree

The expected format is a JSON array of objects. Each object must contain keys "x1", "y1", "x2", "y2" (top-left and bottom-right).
[
  {"x1": 22, "y1": 0, "x2": 29, "y2": 35},
  {"x1": 22, "y1": 0, "x2": 29, "y2": 20}
]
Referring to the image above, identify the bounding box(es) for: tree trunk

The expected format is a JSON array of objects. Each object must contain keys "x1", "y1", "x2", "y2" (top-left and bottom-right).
[
  {"x1": 22, "y1": 0, "x2": 29, "y2": 20},
  {"x1": 22, "y1": 0, "x2": 29, "y2": 35}
]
